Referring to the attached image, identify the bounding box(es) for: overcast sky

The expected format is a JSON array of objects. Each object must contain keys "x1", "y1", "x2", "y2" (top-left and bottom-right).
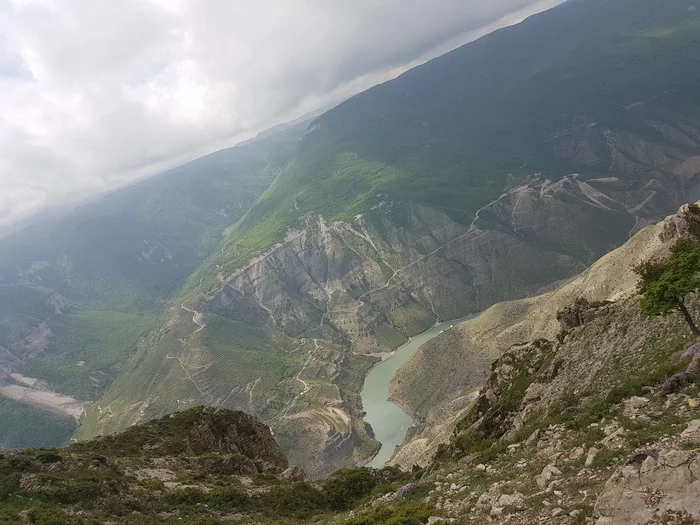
[{"x1": 0, "y1": 0, "x2": 562, "y2": 232}]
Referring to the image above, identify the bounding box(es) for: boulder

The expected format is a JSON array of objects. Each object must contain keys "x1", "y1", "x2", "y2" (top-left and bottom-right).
[
  {"x1": 280, "y1": 466, "x2": 306, "y2": 482},
  {"x1": 594, "y1": 448, "x2": 700, "y2": 524},
  {"x1": 681, "y1": 420, "x2": 700, "y2": 442},
  {"x1": 536, "y1": 465, "x2": 562, "y2": 490}
]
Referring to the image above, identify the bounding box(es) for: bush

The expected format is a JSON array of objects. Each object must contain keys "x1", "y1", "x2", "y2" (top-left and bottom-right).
[
  {"x1": 256, "y1": 482, "x2": 327, "y2": 519},
  {"x1": 165, "y1": 487, "x2": 207, "y2": 506},
  {"x1": 325, "y1": 468, "x2": 378, "y2": 511},
  {"x1": 26, "y1": 506, "x2": 85, "y2": 525},
  {"x1": 0, "y1": 473, "x2": 19, "y2": 500},
  {"x1": 207, "y1": 488, "x2": 252, "y2": 511},
  {"x1": 343, "y1": 502, "x2": 436, "y2": 525}
]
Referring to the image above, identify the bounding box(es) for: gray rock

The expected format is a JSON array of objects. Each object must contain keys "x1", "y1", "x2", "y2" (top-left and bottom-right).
[
  {"x1": 585, "y1": 447, "x2": 600, "y2": 468},
  {"x1": 536, "y1": 465, "x2": 562, "y2": 490},
  {"x1": 497, "y1": 492, "x2": 525, "y2": 508},
  {"x1": 525, "y1": 429, "x2": 541, "y2": 446},
  {"x1": 280, "y1": 466, "x2": 306, "y2": 482},
  {"x1": 594, "y1": 448, "x2": 700, "y2": 524},
  {"x1": 681, "y1": 419, "x2": 700, "y2": 441},
  {"x1": 569, "y1": 447, "x2": 585, "y2": 461},
  {"x1": 623, "y1": 396, "x2": 649, "y2": 418}
]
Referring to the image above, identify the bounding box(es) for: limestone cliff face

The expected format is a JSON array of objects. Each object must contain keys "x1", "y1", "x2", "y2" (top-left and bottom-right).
[
  {"x1": 203, "y1": 173, "x2": 689, "y2": 357},
  {"x1": 201, "y1": 90, "x2": 700, "y2": 358}
]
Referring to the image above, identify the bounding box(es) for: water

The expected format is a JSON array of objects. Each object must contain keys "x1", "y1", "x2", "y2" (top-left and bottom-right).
[{"x1": 361, "y1": 317, "x2": 473, "y2": 468}]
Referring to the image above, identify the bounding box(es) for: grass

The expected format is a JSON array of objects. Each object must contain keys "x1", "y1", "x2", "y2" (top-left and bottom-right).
[
  {"x1": 342, "y1": 502, "x2": 436, "y2": 525},
  {"x1": 0, "y1": 423, "x2": 425, "y2": 524}
]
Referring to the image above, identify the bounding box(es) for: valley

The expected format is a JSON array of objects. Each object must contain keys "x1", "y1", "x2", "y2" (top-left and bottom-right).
[
  {"x1": 362, "y1": 318, "x2": 473, "y2": 468},
  {"x1": 2, "y1": 0, "x2": 700, "y2": 497}
]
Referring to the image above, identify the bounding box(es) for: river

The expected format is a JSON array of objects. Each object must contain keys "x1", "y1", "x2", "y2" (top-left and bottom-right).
[
  {"x1": 359, "y1": 184, "x2": 700, "y2": 468},
  {"x1": 361, "y1": 317, "x2": 472, "y2": 468}
]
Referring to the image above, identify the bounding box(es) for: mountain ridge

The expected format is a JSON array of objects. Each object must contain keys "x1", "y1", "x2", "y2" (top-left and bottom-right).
[{"x1": 73, "y1": 0, "x2": 700, "y2": 478}]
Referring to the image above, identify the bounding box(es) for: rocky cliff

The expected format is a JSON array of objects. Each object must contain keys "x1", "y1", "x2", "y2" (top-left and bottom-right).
[
  {"x1": 390, "y1": 203, "x2": 700, "y2": 468},
  {"x1": 347, "y1": 201, "x2": 700, "y2": 523}
]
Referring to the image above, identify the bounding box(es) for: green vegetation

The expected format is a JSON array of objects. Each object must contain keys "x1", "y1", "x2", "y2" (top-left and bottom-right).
[
  {"x1": 342, "y1": 502, "x2": 435, "y2": 525},
  {"x1": 69, "y1": 407, "x2": 285, "y2": 467},
  {"x1": 20, "y1": 310, "x2": 156, "y2": 400},
  {"x1": 0, "y1": 121, "x2": 309, "y2": 449},
  {"x1": 0, "y1": 409, "x2": 430, "y2": 524},
  {"x1": 635, "y1": 235, "x2": 700, "y2": 335},
  {"x1": 0, "y1": 397, "x2": 76, "y2": 450},
  {"x1": 190, "y1": 1, "x2": 700, "y2": 295}
]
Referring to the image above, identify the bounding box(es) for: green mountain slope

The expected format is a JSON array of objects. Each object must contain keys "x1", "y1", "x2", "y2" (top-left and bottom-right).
[
  {"x1": 204, "y1": 0, "x2": 700, "y2": 286},
  {"x1": 0, "y1": 119, "x2": 311, "y2": 448}
]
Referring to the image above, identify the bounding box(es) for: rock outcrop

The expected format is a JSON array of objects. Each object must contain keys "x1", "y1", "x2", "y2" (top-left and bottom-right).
[
  {"x1": 72, "y1": 406, "x2": 289, "y2": 474},
  {"x1": 392, "y1": 202, "x2": 700, "y2": 470},
  {"x1": 595, "y1": 447, "x2": 700, "y2": 525}
]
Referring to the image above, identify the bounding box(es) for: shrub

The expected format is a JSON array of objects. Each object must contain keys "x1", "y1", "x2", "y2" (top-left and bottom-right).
[
  {"x1": 325, "y1": 468, "x2": 378, "y2": 511},
  {"x1": 206, "y1": 488, "x2": 252, "y2": 511},
  {"x1": 343, "y1": 502, "x2": 436, "y2": 525},
  {"x1": 256, "y1": 482, "x2": 327, "y2": 519},
  {"x1": 165, "y1": 487, "x2": 207, "y2": 506},
  {"x1": 0, "y1": 473, "x2": 19, "y2": 500}
]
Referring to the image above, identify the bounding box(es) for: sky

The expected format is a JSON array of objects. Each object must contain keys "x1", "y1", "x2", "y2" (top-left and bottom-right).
[{"x1": 0, "y1": 0, "x2": 563, "y2": 232}]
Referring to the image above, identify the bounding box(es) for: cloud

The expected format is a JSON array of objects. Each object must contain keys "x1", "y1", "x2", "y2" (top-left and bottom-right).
[{"x1": 0, "y1": 0, "x2": 561, "y2": 231}]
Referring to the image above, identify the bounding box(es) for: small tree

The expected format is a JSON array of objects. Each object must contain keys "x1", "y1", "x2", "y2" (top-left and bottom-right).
[{"x1": 634, "y1": 238, "x2": 700, "y2": 336}]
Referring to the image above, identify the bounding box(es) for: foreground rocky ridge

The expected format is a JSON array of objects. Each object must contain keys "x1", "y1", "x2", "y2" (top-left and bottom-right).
[{"x1": 0, "y1": 406, "x2": 437, "y2": 524}]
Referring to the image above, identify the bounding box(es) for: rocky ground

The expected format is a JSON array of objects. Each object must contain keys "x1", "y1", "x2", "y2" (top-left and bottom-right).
[{"x1": 331, "y1": 349, "x2": 700, "y2": 525}]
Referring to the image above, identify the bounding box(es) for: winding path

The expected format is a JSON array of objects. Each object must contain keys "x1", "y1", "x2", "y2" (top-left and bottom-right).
[{"x1": 165, "y1": 304, "x2": 212, "y2": 401}]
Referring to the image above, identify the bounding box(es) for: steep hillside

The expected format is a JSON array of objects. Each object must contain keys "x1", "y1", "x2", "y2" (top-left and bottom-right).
[
  {"x1": 405, "y1": 288, "x2": 700, "y2": 524},
  {"x1": 204, "y1": 0, "x2": 700, "y2": 297},
  {"x1": 391, "y1": 202, "x2": 700, "y2": 467},
  {"x1": 78, "y1": 0, "x2": 700, "y2": 477},
  {"x1": 0, "y1": 119, "x2": 310, "y2": 448}
]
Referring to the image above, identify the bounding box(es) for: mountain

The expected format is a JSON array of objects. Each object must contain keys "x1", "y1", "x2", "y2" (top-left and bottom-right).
[
  {"x1": 71, "y1": 0, "x2": 700, "y2": 477},
  {"x1": 2, "y1": 207, "x2": 700, "y2": 524},
  {"x1": 390, "y1": 201, "x2": 700, "y2": 467},
  {"x1": 402, "y1": 202, "x2": 700, "y2": 524},
  {"x1": 0, "y1": 119, "x2": 310, "y2": 449}
]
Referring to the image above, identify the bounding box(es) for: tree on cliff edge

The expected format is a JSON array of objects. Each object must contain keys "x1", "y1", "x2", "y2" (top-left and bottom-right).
[{"x1": 634, "y1": 238, "x2": 700, "y2": 336}]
